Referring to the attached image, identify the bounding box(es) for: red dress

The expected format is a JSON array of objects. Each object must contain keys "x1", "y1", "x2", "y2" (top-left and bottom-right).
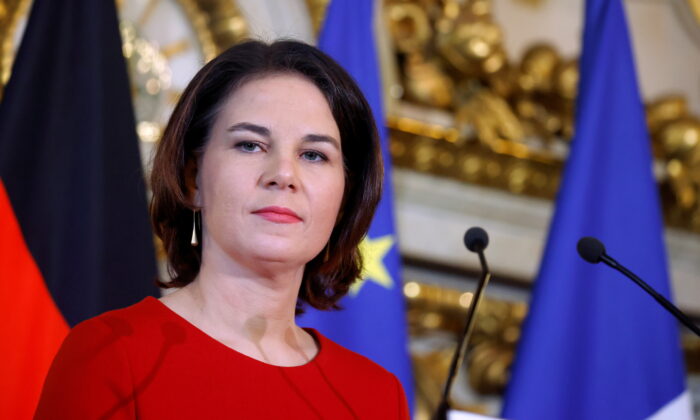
[{"x1": 35, "y1": 297, "x2": 410, "y2": 419}]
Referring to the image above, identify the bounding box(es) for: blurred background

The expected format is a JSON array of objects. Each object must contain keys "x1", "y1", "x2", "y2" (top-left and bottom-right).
[{"x1": 1, "y1": 0, "x2": 699, "y2": 417}]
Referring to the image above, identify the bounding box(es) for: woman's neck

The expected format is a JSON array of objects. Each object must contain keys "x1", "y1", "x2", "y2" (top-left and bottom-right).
[{"x1": 160, "y1": 251, "x2": 318, "y2": 366}]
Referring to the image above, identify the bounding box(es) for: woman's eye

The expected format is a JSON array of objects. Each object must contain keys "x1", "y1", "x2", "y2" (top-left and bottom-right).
[
  {"x1": 301, "y1": 151, "x2": 327, "y2": 162},
  {"x1": 235, "y1": 141, "x2": 262, "y2": 152}
]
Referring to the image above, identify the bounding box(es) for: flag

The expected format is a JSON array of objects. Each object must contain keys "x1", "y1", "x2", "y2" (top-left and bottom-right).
[
  {"x1": 0, "y1": 1, "x2": 158, "y2": 418},
  {"x1": 502, "y1": 0, "x2": 692, "y2": 418},
  {"x1": 298, "y1": 0, "x2": 415, "y2": 410}
]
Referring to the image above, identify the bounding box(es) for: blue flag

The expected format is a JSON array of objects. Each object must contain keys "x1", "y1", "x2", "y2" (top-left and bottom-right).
[
  {"x1": 502, "y1": 0, "x2": 692, "y2": 419},
  {"x1": 298, "y1": 0, "x2": 414, "y2": 410}
]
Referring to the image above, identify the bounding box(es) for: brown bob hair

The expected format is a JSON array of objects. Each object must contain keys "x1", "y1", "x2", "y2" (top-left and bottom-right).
[{"x1": 150, "y1": 40, "x2": 383, "y2": 312}]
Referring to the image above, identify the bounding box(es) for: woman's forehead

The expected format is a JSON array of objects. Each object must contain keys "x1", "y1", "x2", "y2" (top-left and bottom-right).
[{"x1": 215, "y1": 74, "x2": 340, "y2": 137}]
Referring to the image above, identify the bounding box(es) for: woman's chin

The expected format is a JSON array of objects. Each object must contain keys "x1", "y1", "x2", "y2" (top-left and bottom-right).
[{"x1": 236, "y1": 245, "x2": 321, "y2": 270}]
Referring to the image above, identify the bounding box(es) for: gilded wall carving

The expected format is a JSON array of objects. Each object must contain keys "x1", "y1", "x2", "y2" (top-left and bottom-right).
[
  {"x1": 384, "y1": 0, "x2": 700, "y2": 233},
  {"x1": 405, "y1": 280, "x2": 700, "y2": 418}
]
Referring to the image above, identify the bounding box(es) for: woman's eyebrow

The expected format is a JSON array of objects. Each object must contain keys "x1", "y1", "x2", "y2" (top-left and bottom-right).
[
  {"x1": 303, "y1": 134, "x2": 340, "y2": 151},
  {"x1": 227, "y1": 123, "x2": 339, "y2": 150},
  {"x1": 227, "y1": 122, "x2": 270, "y2": 137}
]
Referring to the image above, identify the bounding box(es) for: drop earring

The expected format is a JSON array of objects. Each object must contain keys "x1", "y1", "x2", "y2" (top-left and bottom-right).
[{"x1": 190, "y1": 210, "x2": 199, "y2": 246}]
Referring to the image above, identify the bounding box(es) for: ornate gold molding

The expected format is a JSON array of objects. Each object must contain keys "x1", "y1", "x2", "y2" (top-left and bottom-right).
[
  {"x1": 405, "y1": 281, "x2": 524, "y2": 396},
  {"x1": 687, "y1": 0, "x2": 700, "y2": 27},
  {"x1": 389, "y1": 114, "x2": 561, "y2": 198},
  {"x1": 304, "y1": 0, "x2": 331, "y2": 36},
  {"x1": 0, "y1": 0, "x2": 247, "y2": 95},
  {"x1": 384, "y1": 0, "x2": 700, "y2": 234},
  {"x1": 0, "y1": 0, "x2": 30, "y2": 96},
  {"x1": 194, "y1": 0, "x2": 248, "y2": 58},
  {"x1": 404, "y1": 280, "x2": 700, "y2": 418}
]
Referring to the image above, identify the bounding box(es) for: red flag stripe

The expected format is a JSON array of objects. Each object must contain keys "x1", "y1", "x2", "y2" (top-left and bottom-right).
[{"x1": 0, "y1": 179, "x2": 69, "y2": 419}]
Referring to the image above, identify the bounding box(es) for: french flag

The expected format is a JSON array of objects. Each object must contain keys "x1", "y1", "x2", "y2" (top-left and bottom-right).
[{"x1": 502, "y1": 0, "x2": 693, "y2": 418}]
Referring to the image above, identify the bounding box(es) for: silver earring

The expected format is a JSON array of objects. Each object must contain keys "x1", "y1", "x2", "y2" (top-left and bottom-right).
[{"x1": 190, "y1": 210, "x2": 199, "y2": 246}]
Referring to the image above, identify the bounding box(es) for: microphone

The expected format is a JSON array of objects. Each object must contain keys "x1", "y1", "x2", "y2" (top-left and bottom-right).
[
  {"x1": 577, "y1": 237, "x2": 700, "y2": 337},
  {"x1": 577, "y1": 236, "x2": 618, "y2": 268},
  {"x1": 434, "y1": 227, "x2": 492, "y2": 420},
  {"x1": 464, "y1": 227, "x2": 489, "y2": 253}
]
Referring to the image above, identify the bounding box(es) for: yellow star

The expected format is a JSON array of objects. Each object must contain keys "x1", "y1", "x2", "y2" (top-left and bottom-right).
[{"x1": 350, "y1": 234, "x2": 395, "y2": 296}]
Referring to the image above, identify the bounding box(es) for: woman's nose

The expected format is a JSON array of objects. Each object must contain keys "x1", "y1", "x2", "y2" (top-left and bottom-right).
[{"x1": 261, "y1": 153, "x2": 299, "y2": 191}]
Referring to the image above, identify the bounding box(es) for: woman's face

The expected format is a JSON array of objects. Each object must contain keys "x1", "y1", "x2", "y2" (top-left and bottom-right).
[{"x1": 195, "y1": 73, "x2": 345, "y2": 272}]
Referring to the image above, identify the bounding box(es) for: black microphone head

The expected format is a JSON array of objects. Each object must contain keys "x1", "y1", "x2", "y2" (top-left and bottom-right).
[
  {"x1": 464, "y1": 227, "x2": 489, "y2": 253},
  {"x1": 577, "y1": 237, "x2": 606, "y2": 264}
]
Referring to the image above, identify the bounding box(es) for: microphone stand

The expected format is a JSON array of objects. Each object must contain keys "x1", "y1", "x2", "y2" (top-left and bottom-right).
[
  {"x1": 433, "y1": 249, "x2": 491, "y2": 420},
  {"x1": 601, "y1": 254, "x2": 700, "y2": 337},
  {"x1": 577, "y1": 237, "x2": 700, "y2": 337}
]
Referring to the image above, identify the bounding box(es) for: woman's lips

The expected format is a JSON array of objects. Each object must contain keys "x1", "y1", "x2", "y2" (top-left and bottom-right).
[{"x1": 252, "y1": 206, "x2": 303, "y2": 224}]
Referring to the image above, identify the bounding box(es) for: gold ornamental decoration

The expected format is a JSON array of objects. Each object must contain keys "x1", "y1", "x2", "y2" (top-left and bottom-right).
[
  {"x1": 404, "y1": 280, "x2": 700, "y2": 419},
  {"x1": 383, "y1": 0, "x2": 700, "y2": 233},
  {"x1": 0, "y1": 0, "x2": 247, "y2": 107},
  {"x1": 0, "y1": 0, "x2": 31, "y2": 96}
]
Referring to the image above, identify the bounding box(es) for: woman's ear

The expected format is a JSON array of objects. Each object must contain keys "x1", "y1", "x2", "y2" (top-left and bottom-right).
[{"x1": 185, "y1": 158, "x2": 201, "y2": 208}]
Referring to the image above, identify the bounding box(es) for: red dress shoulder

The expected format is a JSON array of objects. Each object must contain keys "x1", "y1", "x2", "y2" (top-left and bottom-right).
[{"x1": 35, "y1": 297, "x2": 409, "y2": 419}]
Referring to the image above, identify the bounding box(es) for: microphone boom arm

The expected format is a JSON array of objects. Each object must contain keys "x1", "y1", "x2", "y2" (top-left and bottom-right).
[
  {"x1": 578, "y1": 236, "x2": 700, "y2": 337},
  {"x1": 603, "y1": 255, "x2": 700, "y2": 337}
]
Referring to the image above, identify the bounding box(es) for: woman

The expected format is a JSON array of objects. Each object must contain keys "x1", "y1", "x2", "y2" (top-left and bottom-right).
[{"x1": 35, "y1": 40, "x2": 410, "y2": 419}]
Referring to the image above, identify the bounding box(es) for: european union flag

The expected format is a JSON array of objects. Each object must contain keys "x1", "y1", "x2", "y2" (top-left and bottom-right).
[
  {"x1": 298, "y1": 0, "x2": 415, "y2": 411},
  {"x1": 502, "y1": 0, "x2": 692, "y2": 418}
]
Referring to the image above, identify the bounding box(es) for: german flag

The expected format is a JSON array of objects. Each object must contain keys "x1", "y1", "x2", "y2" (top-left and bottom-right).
[{"x1": 0, "y1": 1, "x2": 158, "y2": 418}]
